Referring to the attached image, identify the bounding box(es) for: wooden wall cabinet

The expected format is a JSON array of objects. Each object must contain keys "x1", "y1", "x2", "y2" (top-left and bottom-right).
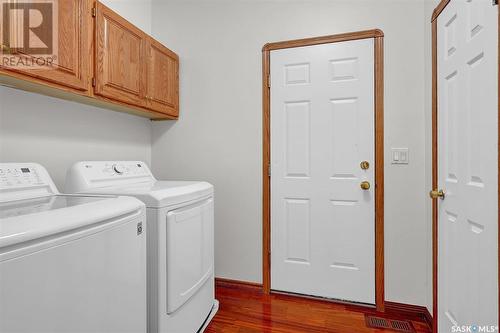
[
  {"x1": 94, "y1": 3, "x2": 147, "y2": 108},
  {"x1": 146, "y1": 39, "x2": 179, "y2": 117},
  {"x1": 0, "y1": 0, "x2": 91, "y2": 92},
  {"x1": 0, "y1": 0, "x2": 179, "y2": 120}
]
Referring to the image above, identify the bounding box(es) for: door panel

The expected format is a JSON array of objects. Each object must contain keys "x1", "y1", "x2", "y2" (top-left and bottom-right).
[
  {"x1": 284, "y1": 198, "x2": 311, "y2": 263},
  {"x1": 0, "y1": 0, "x2": 90, "y2": 91},
  {"x1": 436, "y1": 0, "x2": 498, "y2": 331},
  {"x1": 95, "y1": 3, "x2": 146, "y2": 107},
  {"x1": 271, "y1": 39, "x2": 375, "y2": 304},
  {"x1": 146, "y1": 39, "x2": 179, "y2": 116},
  {"x1": 166, "y1": 198, "x2": 214, "y2": 314}
]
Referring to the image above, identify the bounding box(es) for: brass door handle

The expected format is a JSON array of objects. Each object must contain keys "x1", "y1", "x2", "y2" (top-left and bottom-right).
[
  {"x1": 429, "y1": 189, "x2": 445, "y2": 199},
  {"x1": 360, "y1": 181, "x2": 371, "y2": 190}
]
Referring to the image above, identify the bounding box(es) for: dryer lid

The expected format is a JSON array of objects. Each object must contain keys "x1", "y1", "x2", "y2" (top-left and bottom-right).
[{"x1": 74, "y1": 181, "x2": 213, "y2": 208}]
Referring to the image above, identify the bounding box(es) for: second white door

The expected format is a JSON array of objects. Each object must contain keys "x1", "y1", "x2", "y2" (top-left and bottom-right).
[
  {"x1": 270, "y1": 38, "x2": 375, "y2": 304},
  {"x1": 436, "y1": 0, "x2": 498, "y2": 331}
]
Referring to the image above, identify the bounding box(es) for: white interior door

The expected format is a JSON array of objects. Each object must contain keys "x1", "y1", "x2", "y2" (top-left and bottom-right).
[
  {"x1": 270, "y1": 38, "x2": 375, "y2": 304},
  {"x1": 437, "y1": 0, "x2": 498, "y2": 331}
]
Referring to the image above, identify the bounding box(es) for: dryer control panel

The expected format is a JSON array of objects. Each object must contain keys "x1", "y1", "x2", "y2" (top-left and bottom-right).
[
  {"x1": 66, "y1": 161, "x2": 155, "y2": 193},
  {"x1": 0, "y1": 163, "x2": 59, "y2": 201}
]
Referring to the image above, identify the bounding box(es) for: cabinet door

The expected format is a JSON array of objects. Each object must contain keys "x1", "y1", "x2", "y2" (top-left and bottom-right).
[
  {"x1": 0, "y1": 0, "x2": 91, "y2": 91},
  {"x1": 146, "y1": 39, "x2": 179, "y2": 117},
  {"x1": 94, "y1": 2, "x2": 146, "y2": 107}
]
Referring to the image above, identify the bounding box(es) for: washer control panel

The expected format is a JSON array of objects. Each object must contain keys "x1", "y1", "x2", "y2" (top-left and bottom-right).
[
  {"x1": 1, "y1": 165, "x2": 46, "y2": 189},
  {"x1": 0, "y1": 163, "x2": 58, "y2": 201}
]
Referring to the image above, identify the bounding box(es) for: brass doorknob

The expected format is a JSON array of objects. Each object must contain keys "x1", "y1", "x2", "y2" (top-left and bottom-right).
[
  {"x1": 360, "y1": 161, "x2": 370, "y2": 170},
  {"x1": 429, "y1": 189, "x2": 445, "y2": 199},
  {"x1": 360, "y1": 181, "x2": 371, "y2": 190}
]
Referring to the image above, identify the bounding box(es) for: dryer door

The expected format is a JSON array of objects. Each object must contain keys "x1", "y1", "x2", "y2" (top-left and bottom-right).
[{"x1": 166, "y1": 197, "x2": 214, "y2": 314}]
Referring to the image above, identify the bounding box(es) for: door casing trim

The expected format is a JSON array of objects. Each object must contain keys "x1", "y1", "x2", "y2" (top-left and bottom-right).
[
  {"x1": 431, "y1": 1, "x2": 500, "y2": 331},
  {"x1": 262, "y1": 29, "x2": 385, "y2": 312}
]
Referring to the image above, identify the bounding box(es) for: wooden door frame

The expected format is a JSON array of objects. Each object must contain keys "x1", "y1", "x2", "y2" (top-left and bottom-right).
[
  {"x1": 262, "y1": 29, "x2": 386, "y2": 312},
  {"x1": 431, "y1": 1, "x2": 500, "y2": 332}
]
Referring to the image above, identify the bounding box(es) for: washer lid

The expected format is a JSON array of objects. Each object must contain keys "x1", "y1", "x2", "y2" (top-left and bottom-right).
[
  {"x1": 0, "y1": 195, "x2": 115, "y2": 219},
  {"x1": 0, "y1": 195, "x2": 144, "y2": 249},
  {"x1": 77, "y1": 181, "x2": 213, "y2": 208}
]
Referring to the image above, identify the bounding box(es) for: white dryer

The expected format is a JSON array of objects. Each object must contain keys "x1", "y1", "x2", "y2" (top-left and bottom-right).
[
  {"x1": 0, "y1": 163, "x2": 147, "y2": 333},
  {"x1": 66, "y1": 161, "x2": 218, "y2": 333}
]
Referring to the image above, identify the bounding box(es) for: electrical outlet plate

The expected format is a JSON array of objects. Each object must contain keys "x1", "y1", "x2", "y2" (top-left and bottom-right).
[{"x1": 391, "y1": 148, "x2": 409, "y2": 165}]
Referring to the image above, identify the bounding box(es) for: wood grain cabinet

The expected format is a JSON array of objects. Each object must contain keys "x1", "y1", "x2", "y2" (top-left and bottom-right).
[
  {"x1": 0, "y1": 0, "x2": 179, "y2": 120},
  {"x1": 146, "y1": 39, "x2": 179, "y2": 117},
  {"x1": 0, "y1": 0, "x2": 91, "y2": 92},
  {"x1": 94, "y1": 3, "x2": 147, "y2": 108},
  {"x1": 95, "y1": 2, "x2": 179, "y2": 117}
]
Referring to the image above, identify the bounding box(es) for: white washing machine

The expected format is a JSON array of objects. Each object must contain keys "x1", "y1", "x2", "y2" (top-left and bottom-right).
[
  {"x1": 65, "y1": 161, "x2": 218, "y2": 333},
  {"x1": 0, "y1": 163, "x2": 147, "y2": 333}
]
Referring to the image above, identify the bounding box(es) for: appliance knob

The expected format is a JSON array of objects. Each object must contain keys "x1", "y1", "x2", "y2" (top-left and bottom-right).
[{"x1": 113, "y1": 164, "x2": 126, "y2": 174}]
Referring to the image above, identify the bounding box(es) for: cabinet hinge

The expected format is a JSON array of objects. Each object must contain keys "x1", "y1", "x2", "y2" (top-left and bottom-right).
[
  {"x1": 92, "y1": 7, "x2": 96, "y2": 17},
  {"x1": 92, "y1": 77, "x2": 96, "y2": 87}
]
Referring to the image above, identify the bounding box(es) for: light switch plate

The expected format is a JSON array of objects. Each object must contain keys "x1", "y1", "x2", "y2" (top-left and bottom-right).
[{"x1": 391, "y1": 148, "x2": 409, "y2": 164}]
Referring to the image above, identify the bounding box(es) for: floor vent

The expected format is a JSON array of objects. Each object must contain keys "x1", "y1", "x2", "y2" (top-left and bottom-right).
[
  {"x1": 365, "y1": 315, "x2": 416, "y2": 332},
  {"x1": 365, "y1": 315, "x2": 390, "y2": 329}
]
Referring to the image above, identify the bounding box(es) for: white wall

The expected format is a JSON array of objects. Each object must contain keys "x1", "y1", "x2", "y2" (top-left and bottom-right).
[
  {"x1": 100, "y1": 0, "x2": 153, "y2": 34},
  {"x1": 0, "y1": 0, "x2": 153, "y2": 189},
  {"x1": 151, "y1": 0, "x2": 431, "y2": 308},
  {"x1": 0, "y1": 87, "x2": 152, "y2": 188}
]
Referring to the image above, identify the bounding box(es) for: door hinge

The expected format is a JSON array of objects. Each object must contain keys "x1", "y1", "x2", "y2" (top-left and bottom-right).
[
  {"x1": 267, "y1": 74, "x2": 271, "y2": 89},
  {"x1": 268, "y1": 163, "x2": 271, "y2": 177},
  {"x1": 92, "y1": 77, "x2": 96, "y2": 87},
  {"x1": 92, "y1": 7, "x2": 96, "y2": 17},
  {"x1": 137, "y1": 222, "x2": 143, "y2": 235}
]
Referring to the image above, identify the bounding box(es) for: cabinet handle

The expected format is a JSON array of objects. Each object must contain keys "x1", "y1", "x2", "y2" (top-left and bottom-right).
[{"x1": 0, "y1": 44, "x2": 11, "y2": 52}]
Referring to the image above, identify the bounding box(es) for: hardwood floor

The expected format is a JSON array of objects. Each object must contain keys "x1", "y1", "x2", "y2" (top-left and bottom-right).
[{"x1": 206, "y1": 281, "x2": 431, "y2": 333}]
